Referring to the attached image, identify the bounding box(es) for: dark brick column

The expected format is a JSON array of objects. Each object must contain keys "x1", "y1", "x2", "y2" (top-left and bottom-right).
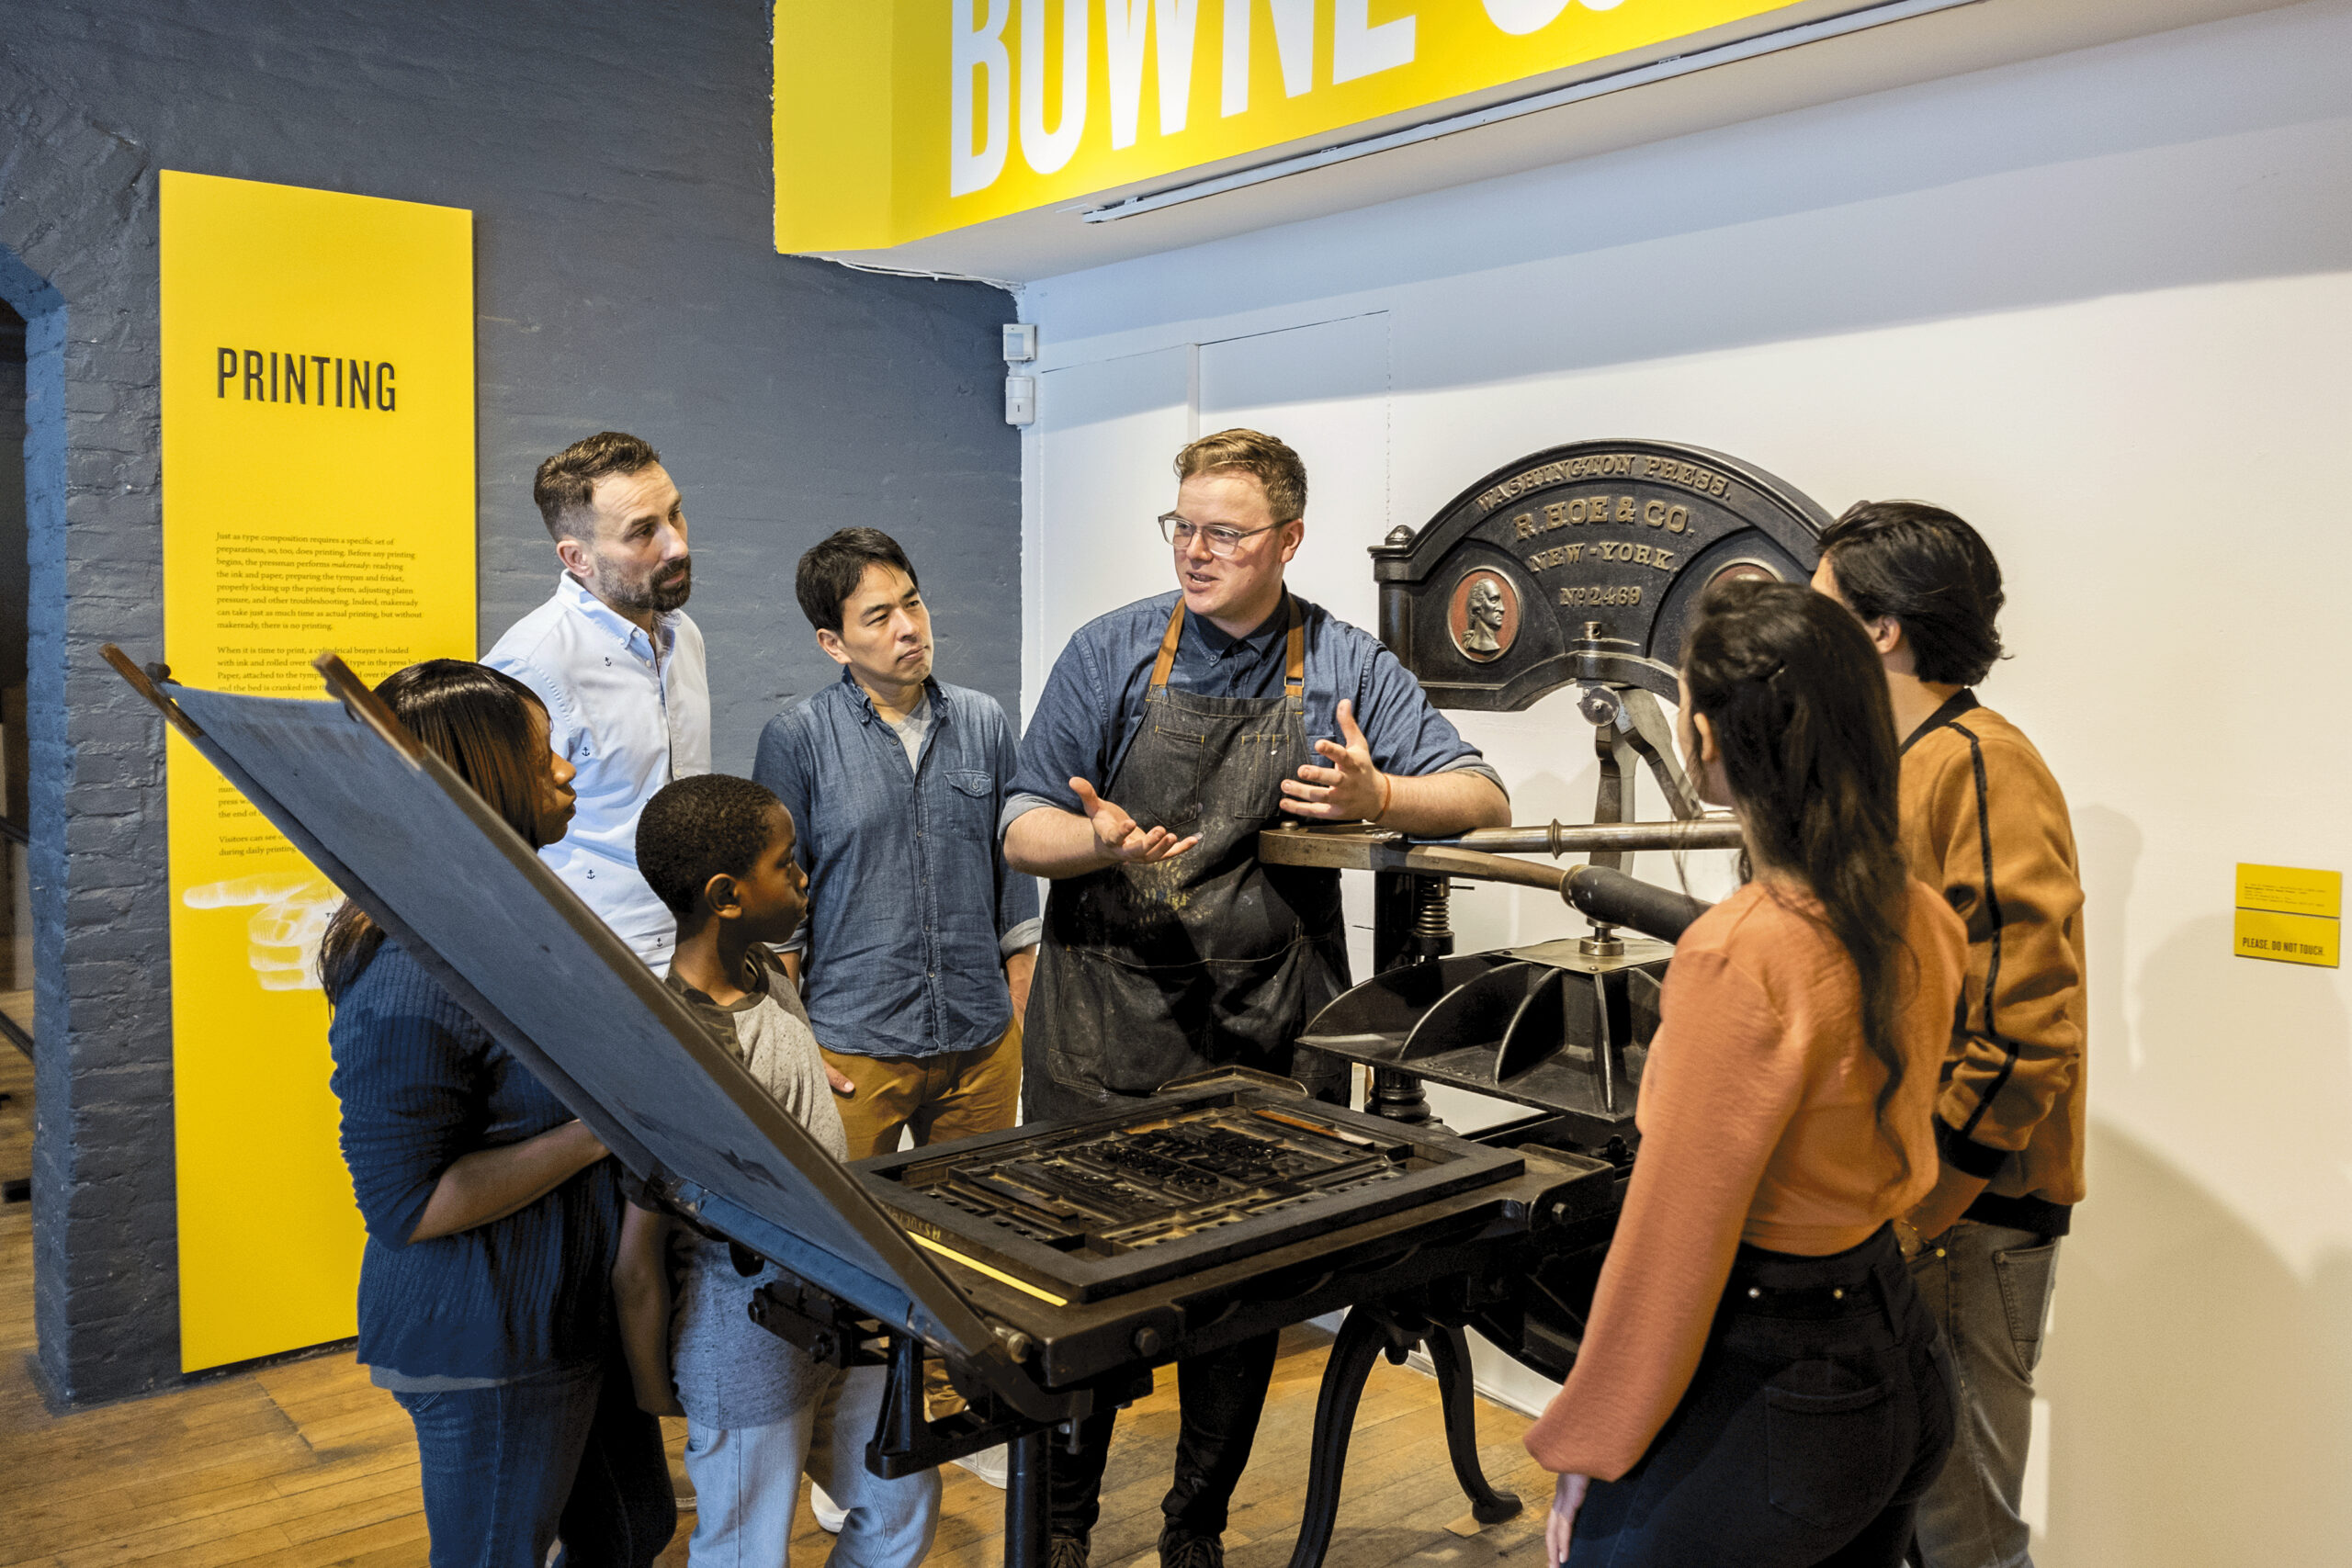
[
  {"x1": 1, "y1": 0, "x2": 1019, "y2": 1404},
  {"x1": 0, "y1": 62, "x2": 179, "y2": 1404}
]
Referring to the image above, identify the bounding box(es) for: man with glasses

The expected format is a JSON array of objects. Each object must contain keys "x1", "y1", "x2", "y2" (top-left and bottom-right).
[{"x1": 1003, "y1": 428, "x2": 1509, "y2": 1568}]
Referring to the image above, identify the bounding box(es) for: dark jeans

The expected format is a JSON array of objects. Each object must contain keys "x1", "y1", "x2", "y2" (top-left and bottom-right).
[
  {"x1": 1048, "y1": 1330, "x2": 1282, "y2": 1542},
  {"x1": 1571, "y1": 1227, "x2": 1956, "y2": 1568},
  {"x1": 390, "y1": 1357, "x2": 675, "y2": 1568}
]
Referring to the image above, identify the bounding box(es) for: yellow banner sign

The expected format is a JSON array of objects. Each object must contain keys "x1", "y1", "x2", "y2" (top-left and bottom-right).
[
  {"x1": 2233, "y1": 863, "x2": 2341, "y2": 969},
  {"x1": 775, "y1": 0, "x2": 1806, "y2": 252},
  {"x1": 160, "y1": 171, "x2": 476, "y2": 1371}
]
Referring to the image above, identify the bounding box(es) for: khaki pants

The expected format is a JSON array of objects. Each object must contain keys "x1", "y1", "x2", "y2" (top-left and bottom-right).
[
  {"x1": 821, "y1": 1018, "x2": 1023, "y2": 1421},
  {"x1": 820, "y1": 1014, "x2": 1023, "y2": 1162}
]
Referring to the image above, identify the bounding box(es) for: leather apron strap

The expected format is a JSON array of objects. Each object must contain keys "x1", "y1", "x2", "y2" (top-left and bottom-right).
[
  {"x1": 1148, "y1": 595, "x2": 1305, "y2": 696},
  {"x1": 1148, "y1": 598, "x2": 1185, "y2": 692},
  {"x1": 1282, "y1": 600, "x2": 1304, "y2": 703}
]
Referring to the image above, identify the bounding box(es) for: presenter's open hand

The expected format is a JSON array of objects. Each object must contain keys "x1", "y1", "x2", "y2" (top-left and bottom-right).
[
  {"x1": 1282, "y1": 699, "x2": 1387, "y2": 822},
  {"x1": 1545, "y1": 1472, "x2": 1589, "y2": 1566},
  {"x1": 1072, "y1": 778, "x2": 1200, "y2": 864}
]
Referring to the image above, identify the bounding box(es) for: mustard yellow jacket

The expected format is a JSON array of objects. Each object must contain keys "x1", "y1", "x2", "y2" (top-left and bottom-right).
[{"x1": 1899, "y1": 694, "x2": 2087, "y2": 1208}]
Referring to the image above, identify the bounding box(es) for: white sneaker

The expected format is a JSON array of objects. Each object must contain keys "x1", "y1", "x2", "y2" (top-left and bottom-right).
[
  {"x1": 954, "y1": 1444, "x2": 1009, "y2": 1489},
  {"x1": 811, "y1": 1482, "x2": 847, "y2": 1534}
]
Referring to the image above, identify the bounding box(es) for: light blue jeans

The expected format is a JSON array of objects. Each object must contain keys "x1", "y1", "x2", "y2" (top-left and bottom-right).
[
  {"x1": 684, "y1": 1362, "x2": 940, "y2": 1568},
  {"x1": 1906, "y1": 1220, "x2": 2063, "y2": 1568}
]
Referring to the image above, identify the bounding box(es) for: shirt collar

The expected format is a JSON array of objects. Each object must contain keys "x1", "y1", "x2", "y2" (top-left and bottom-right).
[
  {"x1": 559, "y1": 573, "x2": 673, "y2": 660},
  {"x1": 1188, "y1": 593, "x2": 1290, "y2": 663},
  {"x1": 1899, "y1": 688, "x2": 1981, "y2": 755},
  {"x1": 838, "y1": 666, "x2": 945, "y2": 728}
]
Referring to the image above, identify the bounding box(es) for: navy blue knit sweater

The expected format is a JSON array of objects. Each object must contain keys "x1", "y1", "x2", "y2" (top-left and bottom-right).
[{"x1": 326, "y1": 939, "x2": 621, "y2": 1379}]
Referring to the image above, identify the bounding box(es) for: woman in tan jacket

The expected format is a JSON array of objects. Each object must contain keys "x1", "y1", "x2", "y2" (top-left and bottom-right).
[{"x1": 1525, "y1": 579, "x2": 1965, "y2": 1566}]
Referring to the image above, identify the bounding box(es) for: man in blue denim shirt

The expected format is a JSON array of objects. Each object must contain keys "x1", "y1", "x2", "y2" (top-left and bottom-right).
[{"x1": 752, "y1": 528, "x2": 1038, "y2": 1168}]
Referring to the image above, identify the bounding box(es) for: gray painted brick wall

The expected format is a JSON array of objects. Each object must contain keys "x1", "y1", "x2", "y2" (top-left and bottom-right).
[{"x1": 0, "y1": 1, "x2": 1020, "y2": 1404}]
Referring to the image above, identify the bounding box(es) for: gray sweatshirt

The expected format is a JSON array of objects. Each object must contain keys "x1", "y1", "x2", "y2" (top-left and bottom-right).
[{"x1": 662, "y1": 953, "x2": 850, "y2": 1428}]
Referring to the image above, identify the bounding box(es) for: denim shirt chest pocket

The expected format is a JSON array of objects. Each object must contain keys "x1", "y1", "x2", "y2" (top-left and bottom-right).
[{"x1": 943, "y1": 768, "x2": 995, "y2": 824}]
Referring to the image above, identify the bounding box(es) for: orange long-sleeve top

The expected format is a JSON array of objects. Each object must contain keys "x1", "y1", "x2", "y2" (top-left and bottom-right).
[{"x1": 1521, "y1": 878, "x2": 1966, "y2": 1482}]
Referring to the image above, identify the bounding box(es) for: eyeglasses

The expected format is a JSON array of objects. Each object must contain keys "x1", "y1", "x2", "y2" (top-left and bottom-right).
[{"x1": 1158, "y1": 512, "x2": 1288, "y2": 558}]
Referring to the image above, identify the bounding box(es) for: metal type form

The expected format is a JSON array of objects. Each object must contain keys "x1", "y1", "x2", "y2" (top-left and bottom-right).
[
  {"x1": 101, "y1": 646, "x2": 1627, "y2": 1568},
  {"x1": 862, "y1": 1084, "x2": 1524, "y2": 1304}
]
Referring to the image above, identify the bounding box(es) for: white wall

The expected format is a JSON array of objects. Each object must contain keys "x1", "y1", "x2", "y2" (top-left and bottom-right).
[{"x1": 1019, "y1": 4, "x2": 2352, "y2": 1563}]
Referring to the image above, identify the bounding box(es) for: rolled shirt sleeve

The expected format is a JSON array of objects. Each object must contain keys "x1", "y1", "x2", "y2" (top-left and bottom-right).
[
  {"x1": 1003, "y1": 632, "x2": 1115, "y2": 839},
  {"x1": 989, "y1": 697, "x2": 1043, "y2": 953},
  {"x1": 1351, "y1": 639, "x2": 1507, "y2": 796}
]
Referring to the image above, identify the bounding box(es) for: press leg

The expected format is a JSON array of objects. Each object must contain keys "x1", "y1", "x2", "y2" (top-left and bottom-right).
[
  {"x1": 1427, "y1": 1323, "x2": 1521, "y2": 1525},
  {"x1": 1283, "y1": 1310, "x2": 1391, "y2": 1568},
  {"x1": 1005, "y1": 1427, "x2": 1050, "y2": 1568},
  {"x1": 874, "y1": 1335, "x2": 926, "y2": 1460}
]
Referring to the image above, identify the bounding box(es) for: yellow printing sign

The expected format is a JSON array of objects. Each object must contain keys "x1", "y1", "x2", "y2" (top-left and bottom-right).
[
  {"x1": 161, "y1": 171, "x2": 476, "y2": 1370},
  {"x1": 2233, "y1": 863, "x2": 2341, "y2": 969},
  {"x1": 774, "y1": 0, "x2": 1808, "y2": 252}
]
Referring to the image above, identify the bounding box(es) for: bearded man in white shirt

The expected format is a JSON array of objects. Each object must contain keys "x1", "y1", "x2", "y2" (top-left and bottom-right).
[{"x1": 487, "y1": 431, "x2": 710, "y2": 967}]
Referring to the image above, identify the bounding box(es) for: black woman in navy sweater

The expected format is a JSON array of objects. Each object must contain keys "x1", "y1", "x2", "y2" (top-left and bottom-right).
[{"x1": 321, "y1": 660, "x2": 673, "y2": 1568}]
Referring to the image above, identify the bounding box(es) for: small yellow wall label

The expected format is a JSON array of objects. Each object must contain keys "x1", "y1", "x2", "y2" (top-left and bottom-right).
[{"x1": 2234, "y1": 863, "x2": 2341, "y2": 967}]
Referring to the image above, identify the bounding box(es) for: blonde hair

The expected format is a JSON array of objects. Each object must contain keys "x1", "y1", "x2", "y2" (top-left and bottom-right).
[{"x1": 1175, "y1": 428, "x2": 1306, "y2": 522}]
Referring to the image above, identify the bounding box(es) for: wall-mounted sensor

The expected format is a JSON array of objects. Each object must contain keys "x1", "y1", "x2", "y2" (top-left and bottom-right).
[
  {"x1": 1005, "y1": 375, "x2": 1036, "y2": 426},
  {"x1": 1002, "y1": 323, "x2": 1037, "y2": 364}
]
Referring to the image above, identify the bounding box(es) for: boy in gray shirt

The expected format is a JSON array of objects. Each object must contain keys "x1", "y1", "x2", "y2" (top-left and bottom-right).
[{"x1": 615, "y1": 774, "x2": 939, "y2": 1567}]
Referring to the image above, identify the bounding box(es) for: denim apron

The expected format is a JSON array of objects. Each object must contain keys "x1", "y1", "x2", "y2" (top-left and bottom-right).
[{"x1": 1025, "y1": 597, "x2": 1351, "y2": 1119}]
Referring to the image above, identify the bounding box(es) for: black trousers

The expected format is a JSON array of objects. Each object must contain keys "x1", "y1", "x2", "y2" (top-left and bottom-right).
[
  {"x1": 1047, "y1": 1330, "x2": 1282, "y2": 1542},
  {"x1": 1569, "y1": 1226, "x2": 1955, "y2": 1568}
]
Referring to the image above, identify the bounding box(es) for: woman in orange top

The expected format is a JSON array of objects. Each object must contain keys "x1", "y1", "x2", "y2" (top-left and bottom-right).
[{"x1": 1525, "y1": 578, "x2": 1966, "y2": 1567}]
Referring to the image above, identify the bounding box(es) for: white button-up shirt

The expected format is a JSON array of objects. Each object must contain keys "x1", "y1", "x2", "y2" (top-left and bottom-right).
[{"x1": 486, "y1": 574, "x2": 710, "y2": 966}]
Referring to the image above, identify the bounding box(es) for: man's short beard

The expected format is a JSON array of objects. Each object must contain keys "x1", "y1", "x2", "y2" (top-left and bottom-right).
[{"x1": 595, "y1": 558, "x2": 693, "y2": 614}]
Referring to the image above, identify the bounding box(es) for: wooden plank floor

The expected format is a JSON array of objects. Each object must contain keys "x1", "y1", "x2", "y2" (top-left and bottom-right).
[
  {"x1": 0, "y1": 1042, "x2": 1555, "y2": 1568},
  {"x1": 0, "y1": 993, "x2": 28, "y2": 1192}
]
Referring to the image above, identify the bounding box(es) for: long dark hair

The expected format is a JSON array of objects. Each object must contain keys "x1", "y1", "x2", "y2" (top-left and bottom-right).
[
  {"x1": 318, "y1": 660, "x2": 555, "y2": 1003},
  {"x1": 1683, "y1": 577, "x2": 1915, "y2": 1179}
]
